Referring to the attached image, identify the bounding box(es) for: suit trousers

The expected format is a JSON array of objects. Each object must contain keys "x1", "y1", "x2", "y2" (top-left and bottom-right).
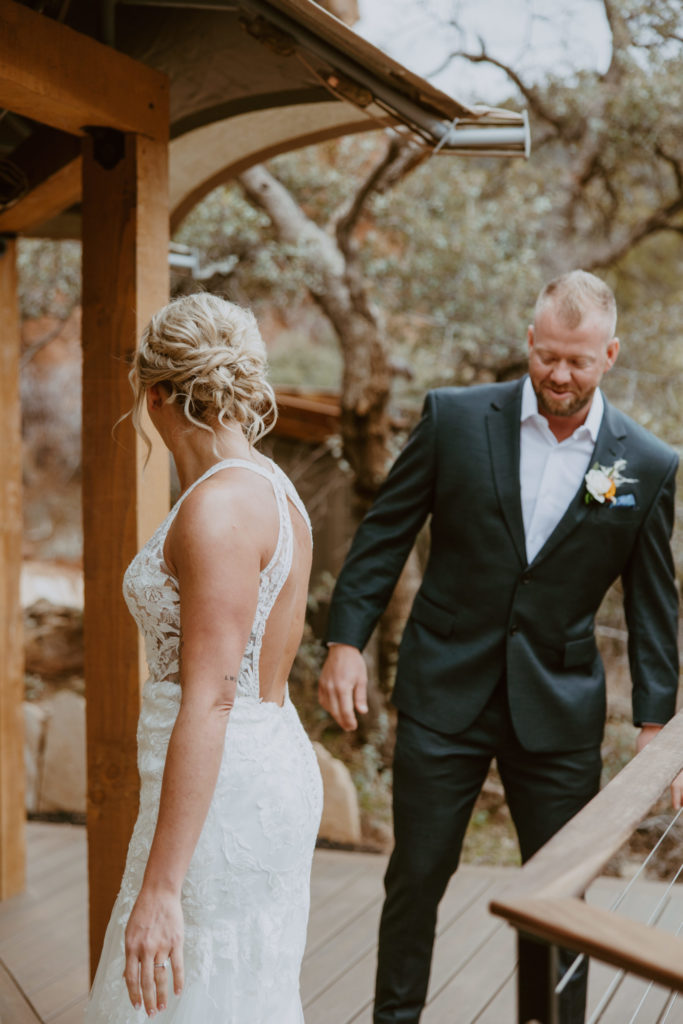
[{"x1": 374, "y1": 679, "x2": 602, "y2": 1024}]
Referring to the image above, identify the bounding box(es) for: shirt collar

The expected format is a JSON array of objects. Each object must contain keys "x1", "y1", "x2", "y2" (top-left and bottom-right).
[{"x1": 521, "y1": 375, "x2": 604, "y2": 442}]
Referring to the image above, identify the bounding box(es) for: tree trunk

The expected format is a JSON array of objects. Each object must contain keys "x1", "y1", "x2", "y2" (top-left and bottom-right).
[
  {"x1": 239, "y1": 142, "x2": 424, "y2": 723},
  {"x1": 239, "y1": 158, "x2": 396, "y2": 501}
]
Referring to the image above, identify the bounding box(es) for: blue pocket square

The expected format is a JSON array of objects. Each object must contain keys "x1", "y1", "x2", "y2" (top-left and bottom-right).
[{"x1": 611, "y1": 493, "x2": 637, "y2": 508}]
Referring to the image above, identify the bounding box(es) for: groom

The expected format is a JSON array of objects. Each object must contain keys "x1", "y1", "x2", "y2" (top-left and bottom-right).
[{"x1": 318, "y1": 270, "x2": 679, "y2": 1024}]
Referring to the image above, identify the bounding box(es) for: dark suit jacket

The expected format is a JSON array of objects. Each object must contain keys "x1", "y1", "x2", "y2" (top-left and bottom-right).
[{"x1": 326, "y1": 379, "x2": 679, "y2": 752}]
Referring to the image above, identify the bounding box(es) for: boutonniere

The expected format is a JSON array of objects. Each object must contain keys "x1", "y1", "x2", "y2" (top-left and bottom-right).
[{"x1": 584, "y1": 459, "x2": 637, "y2": 505}]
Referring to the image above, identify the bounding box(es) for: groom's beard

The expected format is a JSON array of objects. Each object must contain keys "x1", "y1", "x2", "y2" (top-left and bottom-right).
[{"x1": 534, "y1": 382, "x2": 596, "y2": 418}]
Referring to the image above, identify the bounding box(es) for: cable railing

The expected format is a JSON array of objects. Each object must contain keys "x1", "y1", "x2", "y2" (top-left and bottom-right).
[{"x1": 489, "y1": 710, "x2": 683, "y2": 1024}]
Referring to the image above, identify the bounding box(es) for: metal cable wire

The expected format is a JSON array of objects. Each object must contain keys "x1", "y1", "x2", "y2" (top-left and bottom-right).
[
  {"x1": 657, "y1": 990, "x2": 680, "y2": 1023},
  {"x1": 627, "y1": 919, "x2": 683, "y2": 1024},
  {"x1": 643, "y1": 921, "x2": 683, "y2": 1024},
  {"x1": 587, "y1": 861, "x2": 683, "y2": 1023},
  {"x1": 556, "y1": 809, "x2": 683, "y2": 996}
]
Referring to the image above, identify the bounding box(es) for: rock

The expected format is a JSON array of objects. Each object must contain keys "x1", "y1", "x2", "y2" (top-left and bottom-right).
[
  {"x1": 23, "y1": 701, "x2": 48, "y2": 814},
  {"x1": 38, "y1": 690, "x2": 86, "y2": 814},
  {"x1": 24, "y1": 599, "x2": 83, "y2": 680},
  {"x1": 313, "y1": 742, "x2": 361, "y2": 845},
  {"x1": 21, "y1": 560, "x2": 83, "y2": 609}
]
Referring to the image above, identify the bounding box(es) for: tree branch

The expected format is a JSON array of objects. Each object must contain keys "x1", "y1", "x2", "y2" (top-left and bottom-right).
[
  {"x1": 333, "y1": 134, "x2": 425, "y2": 259},
  {"x1": 448, "y1": 42, "x2": 563, "y2": 132},
  {"x1": 239, "y1": 164, "x2": 325, "y2": 248},
  {"x1": 654, "y1": 143, "x2": 683, "y2": 194},
  {"x1": 583, "y1": 195, "x2": 683, "y2": 270},
  {"x1": 21, "y1": 314, "x2": 74, "y2": 368},
  {"x1": 601, "y1": 0, "x2": 632, "y2": 83}
]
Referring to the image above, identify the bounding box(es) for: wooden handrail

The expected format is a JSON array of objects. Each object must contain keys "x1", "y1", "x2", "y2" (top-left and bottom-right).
[{"x1": 490, "y1": 710, "x2": 683, "y2": 988}]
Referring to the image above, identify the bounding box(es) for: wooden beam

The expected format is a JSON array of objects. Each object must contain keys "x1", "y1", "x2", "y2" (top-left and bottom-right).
[
  {"x1": 273, "y1": 391, "x2": 340, "y2": 443},
  {"x1": 0, "y1": 128, "x2": 81, "y2": 234},
  {"x1": 82, "y1": 131, "x2": 170, "y2": 974},
  {"x1": 492, "y1": 896, "x2": 683, "y2": 992},
  {"x1": 0, "y1": 236, "x2": 26, "y2": 899},
  {"x1": 0, "y1": 158, "x2": 81, "y2": 234},
  {"x1": 0, "y1": 1, "x2": 168, "y2": 140}
]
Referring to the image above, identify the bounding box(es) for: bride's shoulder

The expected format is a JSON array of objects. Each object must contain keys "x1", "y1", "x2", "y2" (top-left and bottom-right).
[{"x1": 171, "y1": 470, "x2": 277, "y2": 558}]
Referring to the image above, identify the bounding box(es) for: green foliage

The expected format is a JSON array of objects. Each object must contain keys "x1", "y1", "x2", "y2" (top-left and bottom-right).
[
  {"x1": 17, "y1": 239, "x2": 81, "y2": 319},
  {"x1": 172, "y1": 1, "x2": 683, "y2": 440}
]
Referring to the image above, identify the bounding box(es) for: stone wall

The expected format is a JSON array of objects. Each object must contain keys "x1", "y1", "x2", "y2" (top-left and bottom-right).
[{"x1": 21, "y1": 561, "x2": 362, "y2": 844}]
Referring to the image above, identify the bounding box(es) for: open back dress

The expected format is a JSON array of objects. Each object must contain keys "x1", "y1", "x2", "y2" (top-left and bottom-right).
[{"x1": 85, "y1": 458, "x2": 323, "y2": 1023}]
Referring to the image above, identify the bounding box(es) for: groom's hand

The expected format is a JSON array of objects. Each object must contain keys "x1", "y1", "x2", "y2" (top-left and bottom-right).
[
  {"x1": 318, "y1": 644, "x2": 368, "y2": 731},
  {"x1": 634, "y1": 724, "x2": 683, "y2": 807},
  {"x1": 635, "y1": 723, "x2": 662, "y2": 755}
]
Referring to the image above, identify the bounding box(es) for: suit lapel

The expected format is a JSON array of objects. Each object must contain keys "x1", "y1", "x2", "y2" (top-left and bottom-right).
[
  {"x1": 485, "y1": 382, "x2": 527, "y2": 567},
  {"x1": 529, "y1": 398, "x2": 627, "y2": 567}
]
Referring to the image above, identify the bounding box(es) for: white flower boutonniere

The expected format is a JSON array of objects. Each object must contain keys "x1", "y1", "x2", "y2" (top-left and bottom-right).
[{"x1": 584, "y1": 459, "x2": 637, "y2": 505}]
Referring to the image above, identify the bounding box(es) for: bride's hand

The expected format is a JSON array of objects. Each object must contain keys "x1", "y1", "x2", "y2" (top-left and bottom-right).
[{"x1": 124, "y1": 887, "x2": 184, "y2": 1015}]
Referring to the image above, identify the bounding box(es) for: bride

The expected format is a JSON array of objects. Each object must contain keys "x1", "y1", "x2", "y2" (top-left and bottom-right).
[{"x1": 85, "y1": 293, "x2": 323, "y2": 1022}]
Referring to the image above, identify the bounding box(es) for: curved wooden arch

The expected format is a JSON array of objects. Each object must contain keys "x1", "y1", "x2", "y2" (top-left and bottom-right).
[{"x1": 169, "y1": 99, "x2": 386, "y2": 230}]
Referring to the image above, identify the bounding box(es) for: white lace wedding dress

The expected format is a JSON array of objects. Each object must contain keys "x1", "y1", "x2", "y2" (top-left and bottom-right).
[{"x1": 85, "y1": 459, "x2": 323, "y2": 1023}]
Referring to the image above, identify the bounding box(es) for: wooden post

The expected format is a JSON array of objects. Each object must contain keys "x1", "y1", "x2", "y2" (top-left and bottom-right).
[
  {"x1": 81, "y1": 130, "x2": 170, "y2": 973},
  {"x1": 0, "y1": 236, "x2": 26, "y2": 899}
]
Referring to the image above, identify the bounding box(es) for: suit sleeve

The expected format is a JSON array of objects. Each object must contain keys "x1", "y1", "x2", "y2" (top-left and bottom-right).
[
  {"x1": 622, "y1": 453, "x2": 679, "y2": 726},
  {"x1": 325, "y1": 391, "x2": 438, "y2": 650}
]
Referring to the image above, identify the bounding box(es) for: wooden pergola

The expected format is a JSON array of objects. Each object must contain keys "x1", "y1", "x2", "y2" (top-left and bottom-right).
[
  {"x1": 0, "y1": 0, "x2": 529, "y2": 975},
  {"x1": 0, "y1": 0, "x2": 171, "y2": 969}
]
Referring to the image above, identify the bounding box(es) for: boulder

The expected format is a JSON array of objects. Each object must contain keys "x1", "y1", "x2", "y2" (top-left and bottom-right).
[
  {"x1": 21, "y1": 560, "x2": 83, "y2": 609},
  {"x1": 38, "y1": 690, "x2": 86, "y2": 814},
  {"x1": 313, "y1": 742, "x2": 361, "y2": 845},
  {"x1": 23, "y1": 701, "x2": 48, "y2": 814},
  {"x1": 24, "y1": 599, "x2": 83, "y2": 680}
]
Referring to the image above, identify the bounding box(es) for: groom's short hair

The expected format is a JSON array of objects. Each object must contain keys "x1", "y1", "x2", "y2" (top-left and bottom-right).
[{"x1": 535, "y1": 270, "x2": 617, "y2": 339}]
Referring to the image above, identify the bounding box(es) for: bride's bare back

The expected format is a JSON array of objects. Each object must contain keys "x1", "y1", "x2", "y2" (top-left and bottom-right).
[
  {"x1": 258, "y1": 490, "x2": 312, "y2": 704},
  {"x1": 163, "y1": 459, "x2": 312, "y2": 707}
]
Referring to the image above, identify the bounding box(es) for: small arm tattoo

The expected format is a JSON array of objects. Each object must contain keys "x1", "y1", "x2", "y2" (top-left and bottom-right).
[{"x1": 225, "y1": 674, "x2": 237, "y2": 682}]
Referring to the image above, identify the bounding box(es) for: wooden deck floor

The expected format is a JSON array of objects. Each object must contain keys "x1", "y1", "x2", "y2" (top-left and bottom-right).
[{"x1": 1, "y1": 822, "x2": 683, "y2": 1023}]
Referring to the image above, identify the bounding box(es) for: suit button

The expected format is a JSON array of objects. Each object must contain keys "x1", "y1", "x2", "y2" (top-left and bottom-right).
[
  {"x1": 509, "y1": 625, "x2": 519, "y2": 636},
  {"x1": 521, "y1": 572, "x2": 531, "y2": 584}
]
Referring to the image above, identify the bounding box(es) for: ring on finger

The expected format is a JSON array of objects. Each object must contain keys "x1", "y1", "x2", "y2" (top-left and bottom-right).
[{"x1": 153, "y1": 959, "x2": 170, "y2": 970}]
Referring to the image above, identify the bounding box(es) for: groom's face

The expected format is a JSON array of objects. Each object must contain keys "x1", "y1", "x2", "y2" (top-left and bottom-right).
[{"x1": 527, "y1": 302, "x2": 619, "y2": 420}]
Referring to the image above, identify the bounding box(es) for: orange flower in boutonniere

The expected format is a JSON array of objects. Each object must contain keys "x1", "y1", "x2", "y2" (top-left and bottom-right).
[{"x1": 584, "y1": 459, "x2": 636, "y2": 505}]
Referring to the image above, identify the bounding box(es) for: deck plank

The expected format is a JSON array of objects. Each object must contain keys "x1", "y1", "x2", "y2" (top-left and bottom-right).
[
  {"x1": 0, "y1": 959, "x2": 42, "y2": 1023},
  {"x1": 44, "y1": 993, "x2": 89, "y2": 1024},
  {"x1": 423, "y1": 918, "x2": 516, "y2": 1023},
  {"x1": 2, "y1": 823, "x2": 683, "y2": 1023}
]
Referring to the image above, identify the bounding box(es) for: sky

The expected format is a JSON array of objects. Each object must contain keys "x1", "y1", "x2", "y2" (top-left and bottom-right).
[{"x1": 354, "y1": 0, "x2": 613, "y2": 105}]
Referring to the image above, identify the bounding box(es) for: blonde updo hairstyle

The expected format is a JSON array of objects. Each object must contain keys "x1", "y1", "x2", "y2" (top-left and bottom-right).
[{"x1": 130, "y1": 293, "x2": 277, "y2": 457}]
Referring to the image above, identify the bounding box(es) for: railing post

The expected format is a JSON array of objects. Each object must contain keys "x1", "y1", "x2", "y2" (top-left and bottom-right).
[{"x1": 518, "y1": 934, "x2": 560, "y2": 1024}]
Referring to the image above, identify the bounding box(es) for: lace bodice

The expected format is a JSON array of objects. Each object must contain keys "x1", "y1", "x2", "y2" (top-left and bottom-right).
[
  {"x1": 122, "y1": 457, "x2": 312, "y2": 699},
  {"x1": 87, "y1": 457, "x2": 321, "y2": 1023}
]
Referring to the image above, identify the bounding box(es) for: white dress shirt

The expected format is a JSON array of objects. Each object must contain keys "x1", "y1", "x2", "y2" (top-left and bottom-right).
[{"x1": 520, "y1": 376, "x2": 604, "y2": 563}]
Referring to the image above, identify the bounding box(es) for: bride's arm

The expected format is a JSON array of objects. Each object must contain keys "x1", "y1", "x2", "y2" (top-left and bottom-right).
[{"x1": 123, "y1": 479, "x2": 266, "y2": 1016}]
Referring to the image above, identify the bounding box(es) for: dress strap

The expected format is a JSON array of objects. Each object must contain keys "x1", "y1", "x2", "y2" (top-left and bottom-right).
[
  {"x1": 271, "y1": 463, "x2": 312, "y2": 539},
  {"x1": 171, "y1": 458, "x2": 279, "y2": 513}
]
